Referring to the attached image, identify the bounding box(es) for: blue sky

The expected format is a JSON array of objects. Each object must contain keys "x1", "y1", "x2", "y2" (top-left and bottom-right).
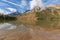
[{"x1": 0, "y1": 0, "x2": 60, "y2": 14}]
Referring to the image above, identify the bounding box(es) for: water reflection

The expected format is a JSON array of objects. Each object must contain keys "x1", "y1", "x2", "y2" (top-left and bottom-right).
[
  {"x1": 0, "y1": 22, "x2": 60, "y2": 40},
  {"x1": 0, "y1": 23, "x2": 17, "y2": 31}
]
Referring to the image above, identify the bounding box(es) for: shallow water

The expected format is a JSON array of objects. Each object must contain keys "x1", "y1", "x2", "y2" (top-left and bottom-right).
[
  {"x1": 0, "y1": 23, "x2": 17, "y2": 31},
  {"x1": 0, "y1": 23, "x2": 60, "y2": 40}
]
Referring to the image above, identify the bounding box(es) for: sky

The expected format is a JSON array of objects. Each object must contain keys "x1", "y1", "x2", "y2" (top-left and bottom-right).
[{"x1": 0, "y1": 0, "x2": 60, "y2": 14}]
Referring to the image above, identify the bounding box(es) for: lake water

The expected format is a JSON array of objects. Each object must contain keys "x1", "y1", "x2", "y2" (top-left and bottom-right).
[
  {"x1": 0, "y1": 23, "x2": 60, "y2": 40},
  {"x1": 0, "y1": 23, "x2": 16, "y2": 31}
]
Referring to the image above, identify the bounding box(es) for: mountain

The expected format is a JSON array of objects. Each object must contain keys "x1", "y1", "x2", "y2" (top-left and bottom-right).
[
  {"x1": 39, "y1": 5, "x2": 60, "y2": 20},
  {"x1": 8, "y1": 11, "x2": 21, "y2": 16},
  {"x1": 16, "y1": 4, "x2": 60, "y2": 25},
  {"x1": 16, "y1": 6, "x2": 41, "y2": 24}
]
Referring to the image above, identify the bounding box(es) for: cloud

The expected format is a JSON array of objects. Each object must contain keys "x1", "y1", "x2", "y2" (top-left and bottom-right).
[
  {"x1": 7, "y1": 8, "x2": 17, "y2": 12},
  {"x1": 29, "y1": 0, "x2": 60, "y2": 10},
  {"x1": 20, "y1": 0, "x2": 27, "y2": 8},
  {"x1": 2, "y1": 0, "x2": 22, "y2": 7},
  {"x1": 30, "y1": 0, "x2": 43, "y2": 10},
  {"x1": 0, "y1": 9, "x2": 4, "y2": 14},
  {"x1": 0, "y1": 2, "x2": 9, "y2": 6},
  {"x1": 0, "y1": 8, "x2": 9, "y2": 15},
  {"x1": 2, "y1": 0, "x2": 27, "y2": 8}
]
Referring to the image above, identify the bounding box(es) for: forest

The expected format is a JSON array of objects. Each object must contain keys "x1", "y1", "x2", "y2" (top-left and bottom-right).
[{"x1": 0, "y1": 15, "x2": 17, "y2": 23}]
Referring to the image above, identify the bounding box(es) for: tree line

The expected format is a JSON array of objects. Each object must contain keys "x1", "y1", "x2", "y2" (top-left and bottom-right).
[{"x1": 0, "y1": 15, "x2": 17, "y2": 21}]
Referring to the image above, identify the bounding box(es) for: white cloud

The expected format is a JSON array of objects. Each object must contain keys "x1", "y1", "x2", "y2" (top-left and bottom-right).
[
  {"x1": 0, "y1": 8, "x2": 9, "y2": 15},
  {"x1": 7, "y1": 8, "x2": 17, "y2": 12},
  {"x1": 46, "y1": 0, "x2": 59, "y2": 5},
  {"x1": 29, "y1": 0, "x2": 58, "y2": 10},
  {"x1": 0, "y1": 9, "x2": 4, "y2": 13},
  {"x1": 0, "y1": 2, "x2": 9, "y2": 6},
  {"x1": 20, "y1": 0, "x2": 27, "y2": 8},
  {"x1": 2, "y1": 0, "x2": 22, "y2": 7},
  {"x1": 30, "y1": 0, "x2": 43, "y2": 10},
  {"x1": 2, "y1": 0, "x2": 27, "y2": 8}
]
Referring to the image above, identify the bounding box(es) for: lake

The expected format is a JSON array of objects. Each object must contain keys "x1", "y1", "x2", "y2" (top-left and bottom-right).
[{"x1": 0, "y1": 23, "x2": 60, "y2": 40}]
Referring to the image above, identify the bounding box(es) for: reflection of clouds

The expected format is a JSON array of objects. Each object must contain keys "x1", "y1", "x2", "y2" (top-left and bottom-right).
[
  {"x1": 0, "y1": 23, "x2": 16, "y2": 30},
  {"x1": 8, "y1": 26, "x2": 17, "y2": 30},
  {"x1": 0, "y1": 23, "x2": 11, "y2": 29}
]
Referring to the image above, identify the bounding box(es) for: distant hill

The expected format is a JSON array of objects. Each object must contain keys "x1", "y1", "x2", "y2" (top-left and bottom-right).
[{"x1": 8, "y1": 11, "x2": 21, "y2": 16}]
